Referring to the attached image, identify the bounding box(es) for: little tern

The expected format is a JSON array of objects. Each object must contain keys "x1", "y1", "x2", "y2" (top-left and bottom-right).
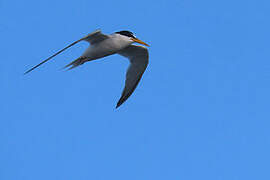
[{"x1": 24, "y1": 30, "x2": 150, "y2": 108}]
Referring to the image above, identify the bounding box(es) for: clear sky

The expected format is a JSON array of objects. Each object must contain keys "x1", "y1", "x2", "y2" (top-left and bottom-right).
[{"x1": 1, "y1": 0, "x2": 270, "y2": 179}]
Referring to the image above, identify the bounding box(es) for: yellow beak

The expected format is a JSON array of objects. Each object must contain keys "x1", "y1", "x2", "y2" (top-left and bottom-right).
[{"x1": 131, "y1": 38, "x2": 150, "y2": 47}]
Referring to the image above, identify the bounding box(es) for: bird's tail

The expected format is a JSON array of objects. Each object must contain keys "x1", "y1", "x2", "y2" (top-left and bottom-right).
[{"x1": 63, "y1": 57, "x2": 88, "y2": 70}]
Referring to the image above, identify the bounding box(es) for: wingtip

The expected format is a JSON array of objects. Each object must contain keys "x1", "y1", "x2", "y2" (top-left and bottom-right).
[
  {"x1": 23, "y1": 70, "x2": 31, "y2": 75},
  {"x1": 115, "y1": 101, "x2": 123, "y2": 109},
  {"x1": 115, "y1": 104, "x2": 120, "y2": 109}
]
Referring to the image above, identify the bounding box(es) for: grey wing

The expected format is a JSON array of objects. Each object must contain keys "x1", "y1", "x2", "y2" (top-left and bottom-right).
[
  {"x1": 24, "y1": 29, "x2": 109, "y2": 74},
  {"x1": 83, "y1": 29, "x2": 109, "y2": 44},
  {"x1": 116, "y1": 45, "x2": 149, "y2": 108}
]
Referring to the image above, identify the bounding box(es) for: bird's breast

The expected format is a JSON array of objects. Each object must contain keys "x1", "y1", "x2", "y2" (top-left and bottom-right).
[{"x1": 82, "y1": 36, "x2": 132, "y2": 60}]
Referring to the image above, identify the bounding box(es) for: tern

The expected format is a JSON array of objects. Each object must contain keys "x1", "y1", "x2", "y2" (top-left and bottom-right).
[{"x1": 24, "y1": 30, "x2": 150, "y2": 108}]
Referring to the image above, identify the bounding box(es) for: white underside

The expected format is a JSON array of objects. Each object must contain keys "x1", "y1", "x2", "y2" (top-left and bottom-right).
[{"x1": 82, "y1": 34, "x2": 133, "y2": 61}]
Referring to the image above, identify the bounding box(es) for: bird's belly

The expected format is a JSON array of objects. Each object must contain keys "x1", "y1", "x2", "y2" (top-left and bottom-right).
[
  {"x1": 82, "y1": 46, "x2": 115, "y2": 60},
  {"x1": 82, "y1": 38, "x2": 131, "y2": 60}
]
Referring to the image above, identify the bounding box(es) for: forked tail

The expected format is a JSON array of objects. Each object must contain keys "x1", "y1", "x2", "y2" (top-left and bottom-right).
[{"x1": 64, "y1": 57, "x2": 88, "y2": 70}]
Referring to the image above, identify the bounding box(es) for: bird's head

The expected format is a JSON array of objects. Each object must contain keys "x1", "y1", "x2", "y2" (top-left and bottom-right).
[{"x1": 115, "y1": 30, "x2": 150, "y2": 47}]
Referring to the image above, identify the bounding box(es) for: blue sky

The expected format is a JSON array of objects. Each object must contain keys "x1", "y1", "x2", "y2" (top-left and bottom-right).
[{"x1": 1, "y1": 0, "x2": 270, "y2": 179}]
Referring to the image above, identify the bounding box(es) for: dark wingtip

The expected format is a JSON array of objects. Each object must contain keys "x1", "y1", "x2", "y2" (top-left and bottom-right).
[
  {"x1": 115, "y1": 100, "x2": 123, "y2": 109},
  {"x1": 23, "y1": 69, "x2": 32, "y2": 75},
  {"x1": 115, "y1": 103, "x2": 121, "y2": 109}
]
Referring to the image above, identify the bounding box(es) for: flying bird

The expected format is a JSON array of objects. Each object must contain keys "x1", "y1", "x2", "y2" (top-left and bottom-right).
[{"x1": 24, "y1": 30, "x2": 150, "y2": 108}]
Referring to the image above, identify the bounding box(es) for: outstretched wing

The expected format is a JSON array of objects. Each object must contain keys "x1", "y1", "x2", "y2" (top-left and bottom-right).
[
  {"x1": 116, "y1": 45, "x2": 149, "y2": 108},
  {"x1": 24, "y1": 29, "x2": 109, "y2": 74},
  {"x1": 83, "y1": 30, "x2": 108, "y2": 44}
]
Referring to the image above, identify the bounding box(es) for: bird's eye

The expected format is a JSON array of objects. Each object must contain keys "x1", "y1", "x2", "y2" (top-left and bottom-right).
[{"x1": 116, "y1": 31, "x2": 137, "y2": 38}]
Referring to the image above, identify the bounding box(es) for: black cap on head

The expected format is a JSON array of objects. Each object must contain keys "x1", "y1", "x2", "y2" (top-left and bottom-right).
[{"x1": 115, "y1": 31, "x2": 136, "y2": 38}]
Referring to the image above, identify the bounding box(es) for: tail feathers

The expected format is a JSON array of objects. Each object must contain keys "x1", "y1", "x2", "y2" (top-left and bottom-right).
[{"x1": 64, "y1": 57, "x2": 88, "y2": 70}]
